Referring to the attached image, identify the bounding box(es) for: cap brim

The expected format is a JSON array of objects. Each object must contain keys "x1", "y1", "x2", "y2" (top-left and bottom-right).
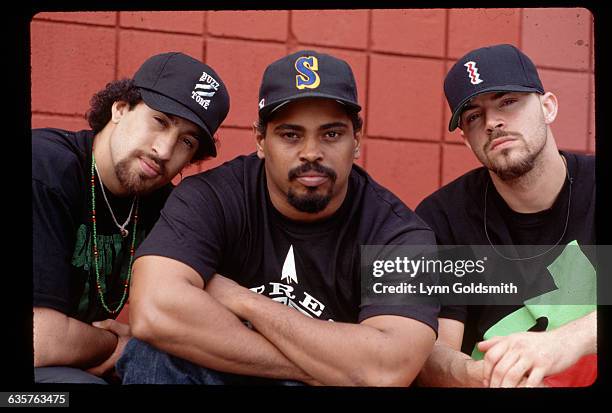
[
  {"x1": 259, "y1": 93, "x2": 361, "y2": 120},
  {"x1": 448, "y1": 85, "x2": 543, "y2": 132},
  {"x1": 139, "y1": 89, "x2": 217, "y2": 157}
]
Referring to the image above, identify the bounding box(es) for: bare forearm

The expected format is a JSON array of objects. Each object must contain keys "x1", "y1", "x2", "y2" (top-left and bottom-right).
[
  {"x1": 418, "y1": 343, "x2": 484, "y2": 387},
  {"x1": 132, "y1": 284, "x2": 314, "y2": 382},
  {"x1": 33, "y1": 308, "x2": 117, "y2": 368},
  {"x1": 554, "y1": 310, "x2": 597, "y2": 356},
  {"x1": 235, "y1": 292, "x2": 434, "y2": 386}
]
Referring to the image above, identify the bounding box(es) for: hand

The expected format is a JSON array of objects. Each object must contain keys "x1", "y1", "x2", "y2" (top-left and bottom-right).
[
  {"x1": 205, "y1": 274, "x2": 249, "y2": 314},
  {"x1": 477, "y1": 330, "x2": 574, "y2": 387},
  {"x1": 464, "y1": 358, "x2": 487, "y2": 387},
  {"x1": 86, "y1": 319, "x2": 131, "y2": 378}
]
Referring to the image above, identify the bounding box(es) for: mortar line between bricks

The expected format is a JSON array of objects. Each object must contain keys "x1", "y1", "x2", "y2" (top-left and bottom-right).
[
  {"x1": 366, "y1": 136, "x2": 446, "y2": 145},
  {"x1": 364, "y1": 8, "x2": 373, "y2": 171},
  {"x1": 32, "y1": 111, "x2": 87, "y2": 118},
  {"x1": 439, "y1": 8, "x2": 451, "y2": 189},
  {"x1": 31, "y1": 17, "x2": 119, "y2": 30},
  {"x1": 114, "y1": 12, "x2": 120, "y2": 80}
]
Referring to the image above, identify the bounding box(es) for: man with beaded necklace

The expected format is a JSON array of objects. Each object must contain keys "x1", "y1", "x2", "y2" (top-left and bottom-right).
[{"x1": 32, "y1": 52, "x2": 230, "y2": 384}]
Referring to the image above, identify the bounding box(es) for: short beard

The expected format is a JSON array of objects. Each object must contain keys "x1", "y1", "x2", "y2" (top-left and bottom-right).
[
  {"x1": 286, "y1": 161, "x2": 337, "y2": 213},
  {"x1": 485, "y1": 127, "x2": 547, "y2": 182},
  {"x1": 287, "y1": 188, "x2": 333, "y2": 213},
  {"x1": 114, "y1": 153, "x2": 164, "y2": 196}
]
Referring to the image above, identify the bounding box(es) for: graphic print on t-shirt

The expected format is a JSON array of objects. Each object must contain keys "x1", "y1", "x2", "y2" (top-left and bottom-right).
[
  {"x1": 471, "y1": 240, "x2": 596, "y2": 359},
  {"x1": 249, "y1": 244, "x2": 332, "y2": 321}
]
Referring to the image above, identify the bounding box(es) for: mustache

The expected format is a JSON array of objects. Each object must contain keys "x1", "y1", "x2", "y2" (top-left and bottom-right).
[
  {"x1": 140, "y1": 152, "x2": 166, "y2": 176},
  {"x1": 288, "y1": 162, "x2": 337, "y2": 182},
  {"x1": 485, "y1": 129, "x2": 522, "y2": 150}
]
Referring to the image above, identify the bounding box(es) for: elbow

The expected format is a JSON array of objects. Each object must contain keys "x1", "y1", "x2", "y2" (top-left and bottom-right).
[{"x1": 129, "y1": 295, "x2": 166, "y2": 344}]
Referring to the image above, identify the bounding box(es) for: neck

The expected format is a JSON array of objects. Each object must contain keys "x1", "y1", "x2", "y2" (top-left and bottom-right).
[
  {"x1": 93, "y1": 123, "x2": 129, "y2": 197},
  {"x1": 490, "y1": 145, "x2": 566, "y2": 213}
]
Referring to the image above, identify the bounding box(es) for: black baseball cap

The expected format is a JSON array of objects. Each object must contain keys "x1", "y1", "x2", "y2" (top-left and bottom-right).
[
  {"x1": 133, "y1": 52, "x2": 230, "y2": 157},
  {"x1": 444, "y1": 44, "x2": 544, "y2": 131},
  {"x1": 258, "y1": 50, "x2": 361, "y2": 120}
]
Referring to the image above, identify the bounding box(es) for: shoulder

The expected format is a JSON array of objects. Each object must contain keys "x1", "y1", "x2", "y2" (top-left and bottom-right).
[
  {"x1": 32, "y1": 128, "x2": 91, "y2": 193},
  {"x1": 166, "y1": 153, "x2": 261, "y2": 209},
  {"x1": 350, "y1": 165, "x2": 433, "y2": 238},
  {"x1": 416, "y1": 167, "x2": 486, "y2": 216}
]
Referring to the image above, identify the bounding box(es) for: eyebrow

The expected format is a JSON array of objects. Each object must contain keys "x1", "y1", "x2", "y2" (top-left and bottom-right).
[
  {"x1": 461, "y1": 92, "x2": 510, "y2": 112},
  {"x1": 273, "y1": 122, "x2": 349, "y2": 133},
  {"x1": 164, "y1": 113, "x2": 200, "y2": 136}
]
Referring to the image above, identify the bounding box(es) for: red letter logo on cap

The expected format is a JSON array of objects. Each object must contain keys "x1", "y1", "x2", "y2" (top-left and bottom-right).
[{"x1": 464, "y1": 61, "x2": 483, "y2": 85}]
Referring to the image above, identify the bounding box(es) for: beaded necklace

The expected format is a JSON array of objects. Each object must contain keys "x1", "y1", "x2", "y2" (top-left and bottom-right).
[{"x1": 90, "y1": 153, "x2": 139, "y2": 315}]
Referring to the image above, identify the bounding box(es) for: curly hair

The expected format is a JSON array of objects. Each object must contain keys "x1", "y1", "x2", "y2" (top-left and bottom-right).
[
  {"x1": 86, "y1": 78, "x2": 215, "y2": 162},
  {"x1": 254, "y1": 106, "x2": 363, "y2": 137},
  {"x1": 86, "y1": 78, "x2": 142, "y2": 134}
]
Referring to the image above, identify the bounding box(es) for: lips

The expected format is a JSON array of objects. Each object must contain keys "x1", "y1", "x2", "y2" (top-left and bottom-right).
[
  {"x1": 139, "y1": 157, "x2": 161, "y2": 178},
  {"x1": 296, "y1": 173, "x2": 329, "y2": 187},
  {"x1": 489, "y1": 137, "x2": 517, "y2": 151}
]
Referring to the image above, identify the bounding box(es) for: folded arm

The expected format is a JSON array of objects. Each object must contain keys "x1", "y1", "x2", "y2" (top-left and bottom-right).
[
  {"x1": 33, "y1": 307, "x2": 117, "y2": 369},
  {"x1": 478, "y1": 310, "x2": 597, "y2": 387},
  {"x1": 207, "y1": 274, "x2": 436, "y2": 386},
  {"x1": 417, "y1": 317, "x2": 485, "y2": 387},
  {"x1": 128, "y1": 255, "x2": 318, "y2": 384}
]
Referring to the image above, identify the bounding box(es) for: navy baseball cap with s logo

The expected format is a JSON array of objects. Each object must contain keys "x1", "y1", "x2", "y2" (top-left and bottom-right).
[
  {"x1": 257, "y1": 50, "x2": 361, "y2": 120},
  {"x1": 444, "y1": 44, "x2": 544, "y2": 131}
]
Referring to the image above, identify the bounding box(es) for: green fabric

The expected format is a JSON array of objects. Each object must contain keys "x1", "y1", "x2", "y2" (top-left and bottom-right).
[{"x1": 471, "y1": 241, "x2": 596, "y2": 359}]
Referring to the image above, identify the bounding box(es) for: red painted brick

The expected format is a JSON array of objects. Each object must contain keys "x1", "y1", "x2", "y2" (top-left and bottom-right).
[
  {"x1": 292, "y1": 10, "x2": 368, "y2": 50},
  {"x1": 539, "y1": 69, "x2": 590, "y2": 152},
  {"x1": 371, "y1": 9, "x2": 445, "y2": 57},
  {"x1": 116, "y1": 304, "x2": 129, "y2": 324},
  {"x1": 368, "y1": 54, "x2": 445, "y2": 140},
  {"x1": 198, "y1": 128, "x2": 258, "y2": 171},
  {"x1": 117, "y1": 30, "x2": 203, "y2": 79},
  {"x1": 31, "y1": 114, "x2": 89, "y2": 131},
  {"x1": 442, "y1": 143, "x2": 482, "y2": 185},
  {"x1": 206, "y1": 38, "x2": 287, "y2": 128},
  {"x1": 365, "y1": 140, "x2": 440, "y2": 209},
  {"x1": 208, "y1": 10, "x2": 288, "y2": 41},
  {"x1": 442, "y1": 60, "x2": 464, "y2": 144},
  {"x1": 31, "y1": 22, "x2": 115, "y2": 115},
  {"x1": 119, "y1": 11, "x2": 204, "y2": 35},
  {"x1": 522, "y1": 8, "x2": 591, "y2": 70},
  {"x1": 448, "y1": 8, "x2": 521, "y2": 59},
  {"x1": 289, "y1": 46, "x2": 368, "y2": 119},
  {"x1": 33, "y1": 11, "x2": 116, "y2": 26}
]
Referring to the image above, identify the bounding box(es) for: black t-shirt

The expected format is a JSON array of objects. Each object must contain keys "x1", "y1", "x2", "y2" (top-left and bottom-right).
[
  {"x1": 415, "y1": 151, "x2": 595, "y2": 355},
  {"x1": 32, "y1": 128, "x2": 172, "y2": 323},
  {"x1": 136, "y1": 153, "x2": 440, "y2": 332}
]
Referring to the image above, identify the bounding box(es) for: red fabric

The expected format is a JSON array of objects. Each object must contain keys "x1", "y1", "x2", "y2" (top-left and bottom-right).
[{"x1": 543, "y1": 354, "x2": 597, "y2": 387}]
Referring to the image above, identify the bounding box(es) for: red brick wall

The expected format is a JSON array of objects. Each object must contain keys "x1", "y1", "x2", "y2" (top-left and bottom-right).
[{"x1": 31, "y1": 8, "x2": 595, "y2": 210}]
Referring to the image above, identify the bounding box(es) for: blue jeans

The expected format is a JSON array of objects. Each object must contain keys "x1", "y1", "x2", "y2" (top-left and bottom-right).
[{"x1": 117, "y1": 338, "x2": 305, "y2": 385}]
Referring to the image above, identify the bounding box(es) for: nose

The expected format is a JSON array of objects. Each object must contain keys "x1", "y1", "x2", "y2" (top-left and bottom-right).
[
  {"x1": 298, "y1": 135, "x2": 323, "y2": 163},
  {"x1": 485, "y1": 110, "x2": 505, "y2": 135},
  {"x1": 151, "y1": 132, "x2": 176, "y2": 161}
]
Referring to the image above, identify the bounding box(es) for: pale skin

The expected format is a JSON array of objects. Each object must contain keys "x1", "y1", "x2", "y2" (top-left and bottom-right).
[
  {"x1": 418, "y1": 91, "x2": 597, "y2": 387},
  {"x1": 34, "y1": 99, "x2": 201, "y2": 377},
  {"x1": 130, "y1": 98, "x2": 436, "y2": 385}
]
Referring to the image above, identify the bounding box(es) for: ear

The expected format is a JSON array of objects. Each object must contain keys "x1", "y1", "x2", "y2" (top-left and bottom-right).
[
  {"x1": 111, "y1": 101, "x2": 129, "y2": 124},
  {"x1": 540, "y1": 92, "x2": 558, "y2": 125},
  {"x1": 253, "y1": 122, "x2": 265, "y2": 159},
  {"x1": 353, "y1": 130, "x2": 362, "y2": 159}
]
